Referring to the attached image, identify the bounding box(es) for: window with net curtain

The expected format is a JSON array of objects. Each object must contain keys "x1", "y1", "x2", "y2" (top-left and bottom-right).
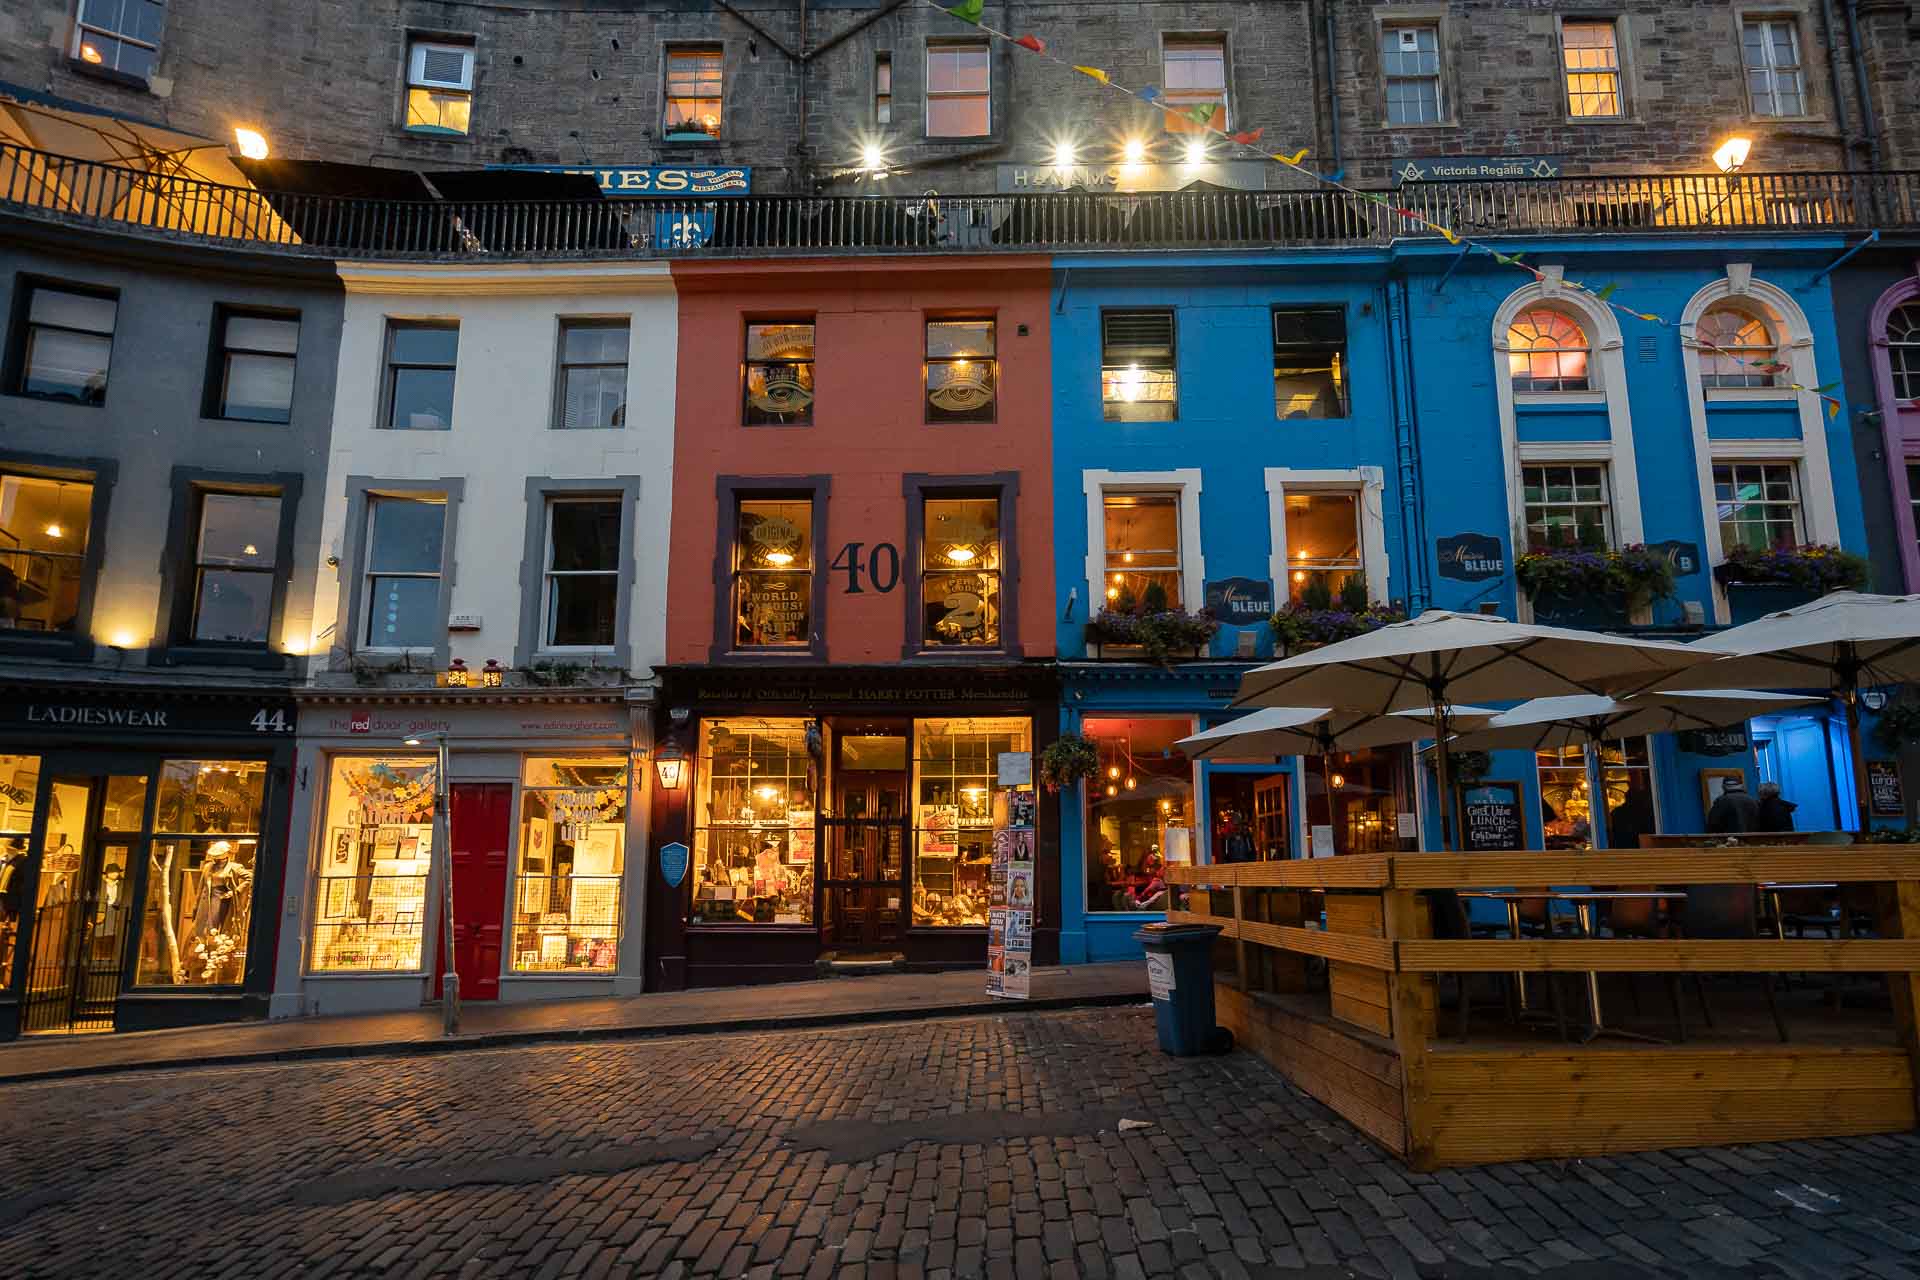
[
  {"x1": 1103, "y1": 493, "x2": 1182, "y2": 610},
  {"x1": 1507, "y1": 308, "x2": 1591, "y2": 392},
  {"x1": 1284, "y1": 491, "x2": 1363, "y2": 604},
  {"x1": 1697, "y1": 305, "x2": 1781, "y2": 388},
  {"x1": 1887, "y1": 302, "x2": 1920, "y2": 403}
]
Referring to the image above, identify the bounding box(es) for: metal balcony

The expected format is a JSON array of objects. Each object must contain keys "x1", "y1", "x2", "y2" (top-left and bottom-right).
[{"x1": 3, "y1": 143, "x2": 1915, "y2": 261}]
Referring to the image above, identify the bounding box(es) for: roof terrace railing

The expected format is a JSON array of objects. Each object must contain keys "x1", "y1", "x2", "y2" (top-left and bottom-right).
[{"x1": 3, "y1": 142, "x2": 1916, "y2": 260}]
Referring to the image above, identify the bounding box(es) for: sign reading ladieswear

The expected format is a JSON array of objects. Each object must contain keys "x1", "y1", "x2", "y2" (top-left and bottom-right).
[
  {"x1": 488, "y1": 164, "x2": 751, "y2": 196},
  {"x1": 4, "y1": 696, "x2": 294, "y2": 736}
]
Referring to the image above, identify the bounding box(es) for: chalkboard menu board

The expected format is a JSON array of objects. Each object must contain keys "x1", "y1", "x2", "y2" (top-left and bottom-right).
[
  {"x1": 1458, "y1": 782, "x2": 1525, "y2": 852},
  {"x1": 1869, "y1": 760, "x2": 1906, "y2": 818}
]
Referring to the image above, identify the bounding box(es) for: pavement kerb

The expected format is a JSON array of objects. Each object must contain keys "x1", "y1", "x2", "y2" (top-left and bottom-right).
[{"x1": 0, "y1": 988, "x2": 1150, "y2": 1087}]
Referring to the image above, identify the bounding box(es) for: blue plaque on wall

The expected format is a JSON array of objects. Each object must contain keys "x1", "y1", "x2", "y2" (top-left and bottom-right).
[
  {"x1": 659, "y1": 841, "x2": 690, "y2": 889},
  {"x1": 1436, "y1": 533, "x2": 1507, "y2": 582},
  {"x1": 1204, "y1": 577, "x2": 1274, "y2": 622}
]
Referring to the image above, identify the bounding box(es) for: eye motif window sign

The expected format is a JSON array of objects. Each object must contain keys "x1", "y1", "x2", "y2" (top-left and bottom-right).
[
  {"x1": 745, "y1": 325, "x2": 816, "y2": 418},
  {"x1": 749, "y1": 514, "x2": 803, "y2": 567}
]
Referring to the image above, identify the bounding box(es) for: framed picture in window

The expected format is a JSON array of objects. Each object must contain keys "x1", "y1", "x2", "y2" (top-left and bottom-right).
[
  {"x1": 328, "y1": 828, "x2": 355, "y2": 869},
  {"x1": 374, "y1": 826, "x2": 401, "y2": 858}
]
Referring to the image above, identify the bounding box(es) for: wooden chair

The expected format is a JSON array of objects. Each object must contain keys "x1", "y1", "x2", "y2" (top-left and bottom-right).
[
  {"x1": 1603, "y1": 889, "x2": 1690, "y2": 1040},
  {"x1": 1678, "y1": 884, "x2": 1789, "y2": 1042}
]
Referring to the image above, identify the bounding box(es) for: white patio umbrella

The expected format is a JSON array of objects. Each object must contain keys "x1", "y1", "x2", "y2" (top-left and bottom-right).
[
  {"x1": 1233, "y1": 611, "x2": 1724, "y2": 846},
  {"x1": 1649, "y1": 592, "x2": 1920, "y2": 825},
  {"x1": 1448, "y1": 689, "x2": 1823, "y2": 846}
]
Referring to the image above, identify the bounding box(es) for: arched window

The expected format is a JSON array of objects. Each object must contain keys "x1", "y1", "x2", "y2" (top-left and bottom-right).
[
  {"x1": 1696, "y1": 305, "x2": 1781, "y2": 388},
  {"x1": 1507, "y1": 308, "x2": 1591, "y2": 392},
  {"x1": 1890, "y1": 301, "x2": 1920, "y2": 402}
]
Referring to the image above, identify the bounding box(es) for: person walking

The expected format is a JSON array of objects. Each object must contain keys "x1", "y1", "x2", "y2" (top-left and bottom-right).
[{"x1": 1706, "y1": 775, "x2": 1761, "y2": 833}]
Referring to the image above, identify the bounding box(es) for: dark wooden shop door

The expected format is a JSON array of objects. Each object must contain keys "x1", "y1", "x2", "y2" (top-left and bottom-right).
[{"x1": 824, "y1": 767, "x2": 907, "y2": 952}]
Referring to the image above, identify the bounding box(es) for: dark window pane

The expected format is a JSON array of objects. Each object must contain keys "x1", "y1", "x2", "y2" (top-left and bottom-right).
[
  {"x1": 561, "y1": 366, "x2": 626, "y2": 429},
  {"x1": 23, "y1": 329, "x2": 112, "y2": 403},
  {"x1": 222, "y1": 352, "x2": 295, "y2": 421},
  {"x1": 198, "y1": 494, "x2": 281, "y2": 566},
  {"x1": 192, "y1": 568, "x2": 272, "y2": 643},
  {"x1": 369, "y1": 500, "x2": 443, "y2": 573},
  {"x1": 389, "y1": 367, "x2": 455, "y2": 429},
  {"x1": 365, "y1": 577, "x2": 440, "y2": 647},
  {"x1": 563, "y1": 324, "x2": 628, "y2": 364},
  {"x1": 550, "y1": 502, "x2": 621, "y2": 572},
  {"x1": 548, "y1": 575, "x2": 618, "y2": 647},
  {"x1": 389, "y1": 326, "x2": 458, "y2": 365}
]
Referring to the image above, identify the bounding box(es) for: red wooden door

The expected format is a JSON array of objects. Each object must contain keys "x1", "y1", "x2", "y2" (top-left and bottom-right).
[{"x1": 442, "y1": 782, "x2": 511, "y2": 1001}]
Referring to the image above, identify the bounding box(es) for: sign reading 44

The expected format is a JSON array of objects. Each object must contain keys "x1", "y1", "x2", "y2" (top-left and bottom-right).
[{"x1": 250, "y1": 708, "x2": 294, "y2": 734}]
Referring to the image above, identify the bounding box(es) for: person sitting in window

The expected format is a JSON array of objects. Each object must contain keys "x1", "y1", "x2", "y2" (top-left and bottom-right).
[
  {"x1": 1128, "y1": 851, "x2": 1168, "y2": 912},
  {"x1": 1098, "y1": 842, "x2": 1130, "y2": 911}
]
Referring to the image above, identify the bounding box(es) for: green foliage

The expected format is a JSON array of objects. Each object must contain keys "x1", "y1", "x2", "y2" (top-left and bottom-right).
[
  {"x1": 1037, "y1": 734, "x2": 1101, "y2": 792},
  {"x1": 1337, "y1": 573, "x2": 1370, "y2": 614},
  {"x1": 1140, "y1": 581, "x2": 1169, "y2": 613}
]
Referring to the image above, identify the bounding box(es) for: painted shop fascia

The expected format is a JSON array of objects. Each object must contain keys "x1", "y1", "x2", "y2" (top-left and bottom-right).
[{"x1": 269, "y1": 687, "x2": 654, "y2": 1019}]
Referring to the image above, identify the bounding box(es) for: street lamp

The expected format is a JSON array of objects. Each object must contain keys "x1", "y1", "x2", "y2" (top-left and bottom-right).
[
  {"x1": 404, "y1": 731, "x2": 459, "y2": 1035},
  {"x1": 1713, "y1": 136, "x2": 1753, "y2": 175},
  {"x1": 233, "y1": 127, "x2": 270, "y2": 160}
]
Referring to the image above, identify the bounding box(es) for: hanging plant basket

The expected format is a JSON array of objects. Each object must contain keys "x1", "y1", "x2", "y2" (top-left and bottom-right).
[
  {"x1": 1085, "y1": 608, "x2": 1219, "y2": 664},
  {"x1": 1037, "y1": 734, "x2": 1100, "y2": 793},
  {"x1": 1713, "y1": 543, "x2": 1869, "y2": 595},
  {"x1": 1268, "y1": 602, "x2": 1407, "y2": 656},
  {"x1": 1516, "y1": 544, "x2": 1675, "y2": 612}
]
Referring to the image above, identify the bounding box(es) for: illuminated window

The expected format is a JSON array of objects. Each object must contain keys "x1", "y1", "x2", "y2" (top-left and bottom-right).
[
  {"x1": 1561, "y1": 20, "x2": 1623, "y2": 118},
  {"x1": 921, "y1": 495, "x2": 1001, "y2": 647},
  {"x1": 512, "y1": 756, "x2": 626, "y2": 972},
  {"x1": 743, "y1": 322, "x2": 815, "y2": 425},
  {"x1": 1715, "y1": 462, "x2": 1803, "y2": 551},
  {"x1": 0, "y1": 471, "x2": 93, "y2": 636},
  {"x1": 912, "y1": 717, "x2": 1030, "y2": 927},
  {"x1": 1523, "y1": 464, "x2": 1613, "y2": 552},
  {"x1": 1743, "y1": 19, "x2": 1805, "y2": 117},
  {"x1": 1536, "y1": 737, "x2": 1650, "y2": 849},
  {"x1": 1273, "y1": 307, "x2": 1347, "y2": 419},
  {"x1": 1284, "y1": 491, "x2": 1363, "y2": 604},
  {"x1": 927, "y1": 42, "x2": 990, "y2": 138},
  {"x1": 0, "y1": 754, "x2": 41, "y2": 983},
  {"x1": 692, "y1": 720, "x2": 815, "y2": 925},
  {"x1": 1697, "y1": 305, "x2": 1781, "y2": 388},
  {"x1": 925, "y1": 319, "x2": 995, "y2": 424},
  {"x1": 405, "y1": 39, "x2": 474, "y2": 135},
  {"x1": 1162, "y1": 37, "x2": 1227, "y2": 132},
  {"x1": 665, "y1": 47, "x2": 724, "y2": 141},
  {"x1": 1103, "y1": 493, "x2": 1182, "y2": 610},
  {"x1": 1085, "y1": 717, "x2": 1192, "y2": 913},
  {"x1": 733, "y1": 498, "x2": 813, "y2": 648},
  {"x1": 71, "y1": 0, "x2": 165, "y2": 80},
  {"x1": 1101, "y1": 310, "x2": 1177, "y2": 421},
  {"x1": 137, "y1": 759, "x2": 267, "y2": 986},
  {"x1": 1507, "y1": 308, "x2": 1591, "y2": 392},
  {"x1": 1382, "y1": 25, "x2": 1442, "y2": 125},
  {"x1": 187, "y1": 492, "x2": 282, "y2": 645},
  {"x1": 309, "y1": 756, "x2": 437, "y2": 973}
]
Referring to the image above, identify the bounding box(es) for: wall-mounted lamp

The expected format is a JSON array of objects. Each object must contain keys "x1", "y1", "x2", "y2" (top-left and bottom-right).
[{"x1": 654, "y1": 741, "x2": 687, "y2": 790}]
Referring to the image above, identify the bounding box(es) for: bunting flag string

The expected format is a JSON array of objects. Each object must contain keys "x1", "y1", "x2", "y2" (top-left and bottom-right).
[{"x1": 915, "y1": 0, "x2": 1848, "y2": 422}]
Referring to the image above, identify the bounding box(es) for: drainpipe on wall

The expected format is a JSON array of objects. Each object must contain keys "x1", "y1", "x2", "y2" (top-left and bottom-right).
[
  {"x1": 1817, "y1": 0, "x2": 1857, "y2": 168},
  {"x1": 1384, "y1": 278, "x2": 1430, "y2": 613},
  {"x1": 1843, "y1": 0, "x2": 1884, "y2": 172},
  {"x1": 1322, "y1": 0, "x2": 1345, "y2": 181}
]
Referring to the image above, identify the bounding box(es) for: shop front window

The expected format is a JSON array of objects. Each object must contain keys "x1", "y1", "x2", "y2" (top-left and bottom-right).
[
  {"x1": 733, "y1": 498, "x2": 813, "y2": 648},
  {"x1": 1304, "y1": 747, "x2": 1408, "y2": 856},
  {"x1": 137, "y1": 759, "x2": 266, "y2": 986},
  {"x1": 310, "y1": 756, "x2": 436, "y2": 972},
  {"x1": 693, "y1": 719, "x2": 815, "y2": 924},
  {"x1": 512, "y1": 756, "x2": 626, "y2": 973},
  {"x1": 1208, "y1": 768, "x2": 1291, "y2": 862},
  {"x1": 1536, "y1": 737, "x2": 1652, "y2": 849},
  {"x1": 921, "y1": 495, "x2": 1001, "y2": 648},
  {"x1": 912, "y1": 717, "x2": 1030, "y2": 927},
  {"x1": 1085, "y1": 717, "x2": 1193, "y2": 912},
  {"x1": 0, "y1": 754, "x2": 41, "y2": 984}
]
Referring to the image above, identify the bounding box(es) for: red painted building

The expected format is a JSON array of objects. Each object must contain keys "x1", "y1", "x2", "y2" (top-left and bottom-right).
[{"x1": 647, "y1": 257, "x2": 1057, "y2": 988}]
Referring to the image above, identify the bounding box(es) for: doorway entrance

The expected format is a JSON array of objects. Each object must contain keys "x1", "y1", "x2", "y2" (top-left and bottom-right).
[
  {"x1": 437, "y1": 782, "x2": 510, "y2": 1002},
  {"x1": 824, "y1": 731, "x2": 908, "y2": 952},
  {"x1": 1754, "y1": 712, "x2": 1848, "y2": 832},
  {"x1": 21, "y1": 772, "x2": 149, "y2": 1034}
]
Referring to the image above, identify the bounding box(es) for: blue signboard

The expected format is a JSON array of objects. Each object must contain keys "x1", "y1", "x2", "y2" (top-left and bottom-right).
[
  {"x1": 1204, "y1": 577, "x2": 1275, "y2": 623},
  {"x1": 1393, "y1": 156, "x2": 1567, "y2": 185},
  {"x1": 489, "y1": 164, "x2": 751, "y2": 197},
  {"x1": 654, "y1": 210, "x2": 713, "y2": 250},
  {"x1": 659, "y1": 841, "x2": 690, "y2": 889},
  {"x1": 1436, "y1": 533, "x2": 1507, "y2": 582}
]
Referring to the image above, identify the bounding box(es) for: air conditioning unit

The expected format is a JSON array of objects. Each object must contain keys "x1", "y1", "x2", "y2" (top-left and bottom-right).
[{"x1": 410, "y1": 42, "x2": 475, "y2": 92}]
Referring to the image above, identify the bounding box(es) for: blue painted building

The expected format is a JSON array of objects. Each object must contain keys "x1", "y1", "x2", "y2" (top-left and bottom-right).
[{"x1": 1051, "y1": 238, "x2": 1881, "y2": 964}]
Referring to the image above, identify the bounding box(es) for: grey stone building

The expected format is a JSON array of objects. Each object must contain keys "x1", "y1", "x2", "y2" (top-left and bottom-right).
[
  {"x1": 1, "y1": 1, "x2": 1911, "y2": 195},
  {"x1": 0, "y1": 206, "x2": 343, "y2": 1037}
]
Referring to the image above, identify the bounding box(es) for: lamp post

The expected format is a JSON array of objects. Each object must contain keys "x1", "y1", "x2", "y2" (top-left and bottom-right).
[{"x1": 405, "y1": 732, "x2": 458, "y2": 1035}]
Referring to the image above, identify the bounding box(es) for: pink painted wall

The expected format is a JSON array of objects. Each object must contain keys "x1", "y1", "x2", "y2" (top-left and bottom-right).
[{"x1": 666, "y1": 257, "x2": 1054, "y2": 664}]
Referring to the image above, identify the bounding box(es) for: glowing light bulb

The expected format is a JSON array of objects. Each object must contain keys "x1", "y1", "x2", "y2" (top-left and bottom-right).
[
  {"x1": 1124, "y1": 777, "x2": 1136, "y2": 790},
  {"x1": 861, "y1": 143, "x2": 885, "y2": 171},
  {"x1": 1121, "y1": 363, "x2": 1143, "y2": 402},
  {"x1": 1122, "y1": 137, "x2": 1146, "y2": 164},
  {"x1": 1159, "y1": 799, "x2": 1172, "y2": 814},
  {"x1": 1292, "y1": 571, "x2": 1306, "y2": 584},
  {"x1": 233, "y1": 127, "x2": 270, "y2": 160},
  {"x1": 765, "y1": 550, "x2": 794, "y2": 566},
  {"x1": 1295, "y1": 549, "x2": 1309, "y2": 560},
  {"x1": 44, "y1": 522, "x2": 63, "y2": 539},
  {"x1": 1331, "y1": 773, "x2": 1347, "y2": 789},
  {"x1": 1108, "y1": 766, "x2": 1121, "y2": 779},
  {"x1": 1122, "y1": 552, "x2": 1134, "y2": 563},
  {"x1": 1053, "y1": 142, "x2": 1076, "y2": 168},
  {"x1": 1106, "y1": 586, "x2": 1119, "y2": 601},
  {"x1": 946, "y1": 546, "x2": 976, "y2": 563},
  {"x1": 80, "y1": 44, "x2": 103, "y2": 64},
  {"x1": 756, "y1": 785, "x2": 780, "y2": 801},
  {"x1": 243, "y1": 544, "x2": 258, "y2": 557},
  {"x1": 1184, "y1": 137, "x2": 1206, "y2": 165},
  {"x1": 1106, "y1": 784, "x2": 1118, "y2": 797}
]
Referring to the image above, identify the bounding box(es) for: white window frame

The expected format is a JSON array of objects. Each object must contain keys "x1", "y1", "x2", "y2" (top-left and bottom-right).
[
  {"x1": 1741, "y1": 16, "x2": 1806, "y2": 118},
  {"x1": 1559, "y1": 17, "x2": 1625, "y2": 120},
  {"x1": 361, "y1": 495, "x2": 446, "y2": 654},
  {"x1": 1264, "y1": 468, "x2": 1390, "y2": 606},
  {"x1": 925, "y1": 40, "x2": 992, "y2": 138},
  {"x1": 1680, "y1": 270, "x2": 1841, "y2": 622},
  {"x1": 541, "y1": 496, "x2": 621, "y2": 653},
  {"x1": 1521, "y1": 462, "x2": 1617, "y2": 552},
  {"x1": 1711, "y1": 459, "x2": 1806, "y2": 551},
  {"x1": 408, "y1": 40, "x2": 475, "y2": 91},
  {"x1": 1381, "y1": 24, "x2": 1444, "y2": 126},
  {"x1": 1083, "y1": 469, "x2": 1204, "y2": 620}
]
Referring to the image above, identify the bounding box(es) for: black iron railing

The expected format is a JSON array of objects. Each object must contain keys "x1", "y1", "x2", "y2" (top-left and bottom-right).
[{"x1": 3, "y1": 143, "x2": 1916, "y2": 260}]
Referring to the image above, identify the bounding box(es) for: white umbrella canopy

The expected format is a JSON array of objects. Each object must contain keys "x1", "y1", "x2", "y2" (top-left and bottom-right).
[
  {"x1": 1649, "y1": 592, "x2": 1920, "y2": 827},
  {"x1": 1450, "y1": 689, "x2": 1825, "y2": 754},
  {"x1": 1178, "y1": 704, "x2": 1500, "y2": 760}
]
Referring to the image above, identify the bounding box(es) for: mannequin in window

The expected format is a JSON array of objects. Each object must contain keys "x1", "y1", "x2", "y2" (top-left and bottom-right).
[{"x1": 185, "y1": 840, "x2": 253, "y2": 983}]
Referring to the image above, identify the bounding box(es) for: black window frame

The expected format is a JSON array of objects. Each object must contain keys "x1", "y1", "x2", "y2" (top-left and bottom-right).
[
  {"x1": 381, "y1": 320, "x2": 459, "y2": 431},
  {"x1": 0, "y1": 450, "x2": 115, "y2": 663},
  {"x1": 552, "y1": 318, "x2": 631, "y2": 430},
  {"x1": 153, "y1": 468, "x2": 303, "y2": 668},
  {"x1": 204, "y1": 305, "x2": 301, "y2": 424},
  {"x1": 6, "y1": 277, "x2": 119, "y2": 408},
  {"x1": 711, "y1": 476, "x2": 830, "y2": 662},
  {"x1": 1100, "y1": 309, "x2": 1178, "y2": 423},
  {"x1": 1272, "y1": 306, "x2": 1350, "y2": 420}
]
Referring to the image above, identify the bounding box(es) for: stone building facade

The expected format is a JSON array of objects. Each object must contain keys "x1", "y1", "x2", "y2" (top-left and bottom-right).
[{"x1": 2, "y1": 1, "x2": 1912, "y2": 194}]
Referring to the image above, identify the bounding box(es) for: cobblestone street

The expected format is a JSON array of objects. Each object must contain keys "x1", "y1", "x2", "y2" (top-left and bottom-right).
[{"x1": 3, "y1": 1007, "x2": 1919, "y2": 1279}]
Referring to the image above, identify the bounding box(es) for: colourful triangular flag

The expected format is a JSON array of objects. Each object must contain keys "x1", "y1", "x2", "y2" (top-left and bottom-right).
[
  {"x1": 1437, "y1": 226, "x2": 1461, "y2": 245},
  {"x1": 1275, "y1": 148, "x2": 1309, "y2": 166},
  {"x1": 1074, "y1": 65, "x2": 1109, "y2": 85},
  {"x1": 1229, "y1": 127, "x2": 1263, "y2": 146},
  {"x1": 946, "y1": 0, "x2": 983, "y2": 23},
  {"x1": 1138, "y1": 86, "x2": 1162, "y2": 102},
  {"x1": 1595, "y1": 283, "x2": 1617, "y2": 302},
  {"x1": 1826, "y1": 398, "x2": 1841, "y2": 419},
  {"x1": 1186, "y1": 103, "x2": 1220, "y2": 128},
  {"x1": 1015, "y1": 35, "x2": 1045, "y2": 53}
]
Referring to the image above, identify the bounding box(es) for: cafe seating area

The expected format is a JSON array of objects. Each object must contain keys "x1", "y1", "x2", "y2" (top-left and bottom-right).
[{"x1": 1166, "y1": 844, "x2": 1920, "y2": 1169}]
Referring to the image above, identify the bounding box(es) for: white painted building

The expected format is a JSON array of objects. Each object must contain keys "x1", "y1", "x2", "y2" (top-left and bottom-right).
[{"x1": 270, "y1": 261, "x2": 677, "y2": 1017}]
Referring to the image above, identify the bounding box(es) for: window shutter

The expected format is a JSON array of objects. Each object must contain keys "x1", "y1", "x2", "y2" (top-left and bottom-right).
[
  {"x1": 1103, "y1": 311, "x2": 1175, "y2": 363},
  {"x1": 411, "y1": 42, "x2": 475, "y2": 91}
]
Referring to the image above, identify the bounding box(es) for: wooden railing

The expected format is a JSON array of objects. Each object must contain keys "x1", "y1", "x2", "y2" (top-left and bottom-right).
[{"x1": 1167, "y1": 847, "x2": 1920, "y2": 1168}]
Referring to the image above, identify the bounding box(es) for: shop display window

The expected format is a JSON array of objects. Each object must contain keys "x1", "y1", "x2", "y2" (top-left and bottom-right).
[
  {"x1": 921, "y1": 496, "x2": 1001, "y2": 648},
  {"x1": 137, "y1": 759, "x2": 266, "y2": 986},
  {"x1": 693, "y1": 719, "x2": 815, "y2": 924},
  {"x1": 1103, "y1": 493, "x2": 1183, "y2": 609},
  {"x1": 513, "y1": 756, "x2": 627, "y2": 973},
  {"x1": 733, "y1": 498, "x2": 813, "y2": 648},
  {"x1": 0, "y1": 754, "x2": 41, "y2": 984},
  {"x1": 309, "y1": 756, "x2": 436, "y2": 972},
  {"x1": 1208, "y1": 769, "x2": 1291, "y2": 862},
  {"x1": 1304, "y1": 747, "x2": 1408, "y2": 856},
  {"x1": 1085, "y1": 718, "x2": 1193, "y2": 913},
  {"x1": 912, "y1": 717, "x2": 1030, "y2": 927},
  {"x1": 1536, "y1": 737, "x2": 1652, "y2": 850}
]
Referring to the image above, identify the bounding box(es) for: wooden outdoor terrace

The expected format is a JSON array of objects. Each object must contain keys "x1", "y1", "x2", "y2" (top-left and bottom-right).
[{"x1": 1166, "y1": 847, "x2": 1920, "y2": 1170}]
